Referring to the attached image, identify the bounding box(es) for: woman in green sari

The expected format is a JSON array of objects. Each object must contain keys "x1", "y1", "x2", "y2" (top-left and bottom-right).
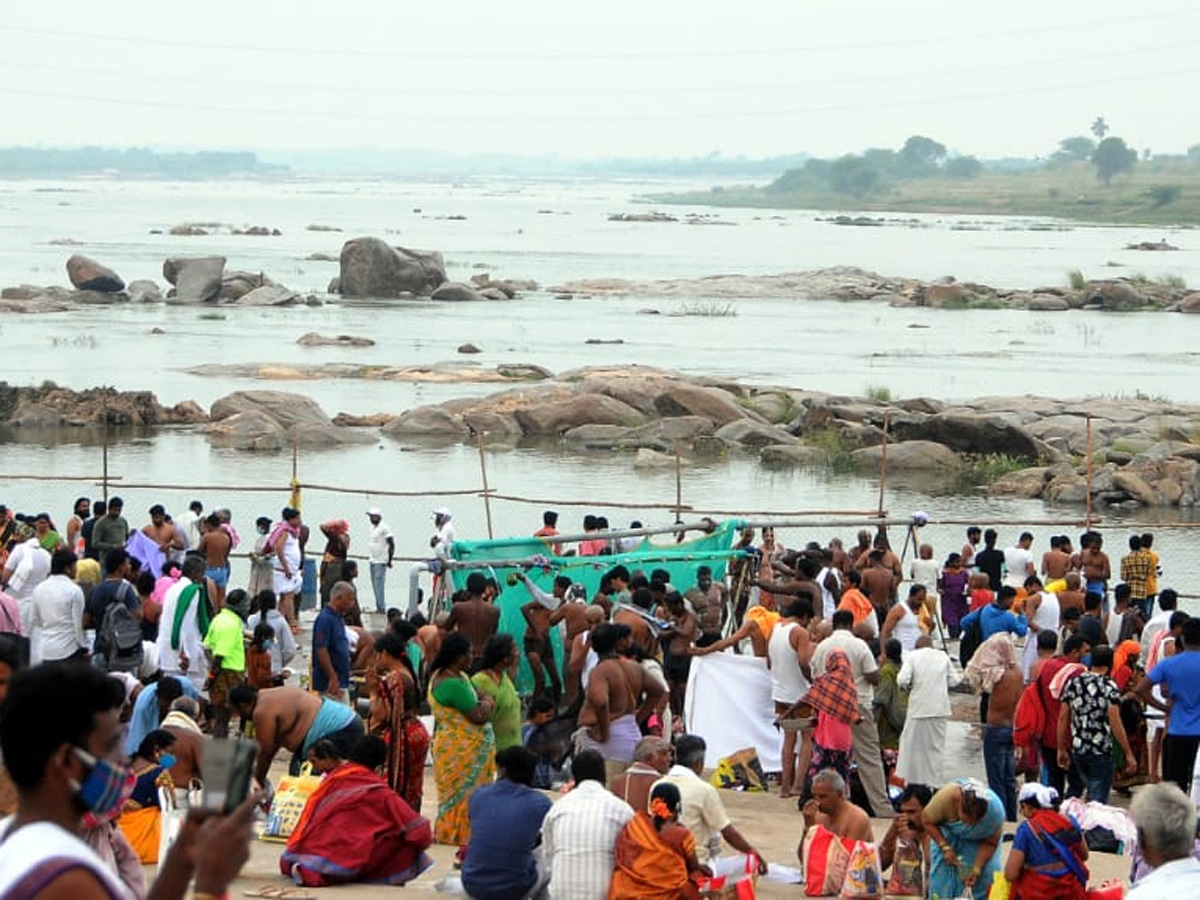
[
  {"x1": 471, "y1": 634, "x2": 523, "y2": 751},
  {"x1": 428, "y1": 633, "x2": 495, "y2": 846}
]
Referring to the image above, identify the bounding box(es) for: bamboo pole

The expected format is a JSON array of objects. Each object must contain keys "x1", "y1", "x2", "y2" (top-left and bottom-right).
[
  {"x1": 101, "y1": 389, "x2": 110, "y2": 502},
  {"x1": 877, "y1": 412, "x2": 889, "y2": 518},
  {"x1": 478, "y1": 433, "x2": 494, "y2": 539},
  {"x1": 1085, "y1": 414, "x2": 1093, "y2": 529},
  {"x1": 674, "y1": 440, "x2": 683, "y2": 524}
]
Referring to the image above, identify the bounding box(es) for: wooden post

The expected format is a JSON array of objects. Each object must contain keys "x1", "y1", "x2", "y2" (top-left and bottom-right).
[
  {"x1": 1085, "y1": 413, "x2": 1093, "y2": 529},
  {"x1": 674, "y1": 440, "x2": 683, "y2": 523},
  {"x1": 877, "y1": 412, "x2": 890, "y2": 519},
  {"x1": 100, "y1": 388, "x2": 110, "y2": 502},
  {"x1": 478, "y1": 433, "x2": 494, "y2": 539},
  {"x1": 290, "y1": 435, "x2": 302, "y2": 511}
]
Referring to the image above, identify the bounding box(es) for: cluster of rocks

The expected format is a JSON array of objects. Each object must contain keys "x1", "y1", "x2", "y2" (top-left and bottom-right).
[
  {"x1": 547, "y1": 266, "x2": 1200, "y2": 313},
  {"x1": 327, "y1": 237, "x2": 534, "y2": 302},
  {"x1": 164, "y1": 223, "x2": 281, "y2": 236},
  {"x1": 3, "y1": 369, "x2": 1198, "y2": 505}
]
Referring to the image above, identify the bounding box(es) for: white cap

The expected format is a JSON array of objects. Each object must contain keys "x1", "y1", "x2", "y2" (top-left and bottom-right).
[
  {"x1": 433, "y1": 506, "x2": 452, "y2": 518},
  {"x1": 366, "y1": 507, "x2": 383, "y2": 517}
]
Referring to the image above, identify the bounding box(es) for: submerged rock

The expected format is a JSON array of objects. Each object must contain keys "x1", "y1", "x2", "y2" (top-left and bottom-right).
[{"x1": 66, "y1": 254, "x2": 124, "y2": 292}]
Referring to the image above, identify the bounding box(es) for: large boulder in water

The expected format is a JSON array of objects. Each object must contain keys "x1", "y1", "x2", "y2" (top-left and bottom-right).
[
  {"x1": 513, "y1": 393, "x2": 645, "y2": 436},
  {"x1": 431, "y1": 282, "x2": 489, "y2": 302},
  {"x1": 163, "y1": 256, "x2": 226, "y2": 304},
  {"x1": 891, "y1": 412, "x2": 1041, "y2": 459},
  {"x1": 381, "y1": 405, "x2": 471, "y2": 438},
  {"x1": 850, "y1": 440, "x2": 960, "y2": 471},
  {"x1": 652, "y1": 382, "x2": 749, "y2": 427},
  {"x1": 338, "y1": 237, "x2": 446, "y2": 298},
  {"x1": 207, "y1": 390, "x2": 372, "y2": 449},
  {"x1": 66, "y1": 254, "x2": 124, "y2": 292}
]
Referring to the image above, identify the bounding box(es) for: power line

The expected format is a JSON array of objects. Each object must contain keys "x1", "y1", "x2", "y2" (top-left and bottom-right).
[
  {"x1": 0, "y1": 36, "x2": 1195, "y2": 99},
  {"x1": 1, "y1": 64, "x2": 1197, "y2": 124},
  {"x1": 0, "y1": 7, "x2": 1196, "y2": 62}
]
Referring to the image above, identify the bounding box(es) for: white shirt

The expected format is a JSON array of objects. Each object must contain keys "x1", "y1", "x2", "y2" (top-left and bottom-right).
[
  {"x1": 897, "y1": 646, "x2": 959, "y2": 718},
  {"x1": 368, "y1": 520, "x2": 394, "y2": 564},
  {"x1": 0, "y1": 817, "x2": 128, "y2": 899},
  {"x1": 184, "y1": 510, "x2": 204, "y2": 549},
  {"x1": 542, "y1": 779, "x2": 634, "y2": 900},
  {"x1": 156, "y1": 577, "x2": 209, "y2": 691},
  {"x1": 433, "y1": 520, "x2": 456, "y2": 561},
  {"x1": 817, "y1": 566, "x2": 842, "y2": 620},
  {"x1": 1003, "y1": 546, "x2": 1034, "y2": 588},
  {"x1": 1128, "y1": 856, "x2": 1200, "y2": 899},
  {"x1": 908, "y1": 558, "x2": 940, "y2": 594},
  {"x1": 4, "y1": 538, "x2": 51, "y2": 610},
  {"x1": 30, "y1": 574, "x2": 87, "y2": 662},
  {"x1": 654, "y1": 765, "x2": 731, "y2": 864},
  {"x1": 247, "y1": 608, "x2": 297, "y2": 675},
  {"x1": 811, "y1": 628, "x2": 879, "y2": 707},
  {"x1": 1143, "y1": 610, "x2": 1172, "y2": 656},
  {"x1": 768, "y1": 620, "x2": 810, "y2": 704}
]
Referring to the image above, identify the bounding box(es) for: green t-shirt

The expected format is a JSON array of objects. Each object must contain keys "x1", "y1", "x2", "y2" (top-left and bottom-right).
[
  {"x1": 472, "y1": 670, "x2": 522, "y2": 750},
  {"x1": 203, "y1": 608, "x2": 246, "y2": 672}
]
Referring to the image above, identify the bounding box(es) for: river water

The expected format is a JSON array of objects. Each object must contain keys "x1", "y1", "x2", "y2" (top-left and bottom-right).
[{"x1": 2, "y1": 177, "x2": 1199, "y2": 580}]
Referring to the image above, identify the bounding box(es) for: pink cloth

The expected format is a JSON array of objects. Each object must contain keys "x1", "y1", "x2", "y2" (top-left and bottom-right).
[
  {"x1": 0, "y1": 590, "x2": 22, "y2": 634},
  {"x1": 152, "y1": 572, "x2": 181, "y2": 604}
]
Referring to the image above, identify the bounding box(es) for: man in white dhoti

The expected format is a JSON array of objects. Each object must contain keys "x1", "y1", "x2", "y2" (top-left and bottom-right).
[{"x1": 896, "y1": 635, "x2": 960, "y2": 786}]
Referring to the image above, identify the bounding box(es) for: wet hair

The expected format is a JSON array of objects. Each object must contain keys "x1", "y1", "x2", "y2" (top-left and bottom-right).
[
  {"x1": 1037, "y1": 630, "x2": 1060, "y2": 651},
  {"x1": 831, "y1": 610, "x2": 854, "y2": 631},
  {"x1": 583, "y1": 514, "x2": 598, "y2": 530},
  {"x1": 390, "y1": 619, "x2": 418, "y2": 642},
  {"x1": 884, "y1": 639, "x2": 903, "y2": 664},
  {"x1": 528, "y1": 696, "x2": 556, "y2": 716},
  {"x1": 650, "y1": 569, "x2": 671, "y2": 586},
  {"x1": 480, "y1": 633, "x2": 516, "y2": 671},
  {"x1": 1084, "y1": 591, "x2": 1103, "y2": 612},
  {"x1": 966, "y1": 526, "x2": 981, "y2": 538},
  {"x1": 465, "y1": 572, "x2": 488, "y2": 595},
  {"x1": 496, "y1": 745, "x2": 538, "y2": 786},
  {"x1": 135, "y1": 570, "x2": 157, "y2": 596},
  {"x1": 631, "y1": 587, "x2": 654, "y2": 610},
  {"x1": 542, "y1": 510, "x2": 558, "y2": 526},
  {"x1": 1062, "y1": 634, "x2": 1087, "y2": 656},
  {"x1": 590, "y1": 624, "x2": 623, "y2": 655},
  {"x1": 429, "y1": 633, "x2": 472, "y2": 675},
  {"x1": 782, "y1": 598, "x2": 814, "y2": 621},
  {"x1": 0, "y1": 663, "x2": 125, "y2": 788},
  {"x1": 571, "y1": 749, "x2": 607, "y2": 785},
  {"x1": 309, "y1": 739, "x2": 342, "y2": 764},
  {"x1": 1159, "y1": 589, "x2": 1178, "y2": 611},
  {"x1": 228, "y1": 684, "x2": 259, "y2": 709},
  {"x1": 1091, "y1": 645, "x2": 1114, "y2": 670},
  {"x1": 281, "y1": 506, "x2": 300, "y2": 521},
  {"x1": 205, "y1": 513, "x2": 221, "y2": 528},
  {"x1": 136, "y1": 729, "x2": 176, "y2": 760},
  {"x1": 1114, "y1": 583, "x2": 1132, "y2": 602},
  {"x1": 349, "y1": 735, "x2": 388, "y2": 769},
  {"x1": 553, "y1": 575, "x2": 572, "y2": 592},
  {"x1": 845, "y1": 569, "x2": 862, "y2": 587}
]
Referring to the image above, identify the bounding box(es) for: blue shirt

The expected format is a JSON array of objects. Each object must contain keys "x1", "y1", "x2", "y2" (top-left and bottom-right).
[
  {"x1": 961, "y1": 603, "x2": 1028, "y2": 641},
  {"x1": 124, "y1": 676, "x2": 201, "y2": 755},
  {"x1": 312, "y1": 606, "x2": 350, "y2": 693},
  {"x1": 461, "y1": 779, "x2": 552, "y2": 900},
  {"x1": 1148, "y1": 650, "x2": 1200, "y2": 736}
]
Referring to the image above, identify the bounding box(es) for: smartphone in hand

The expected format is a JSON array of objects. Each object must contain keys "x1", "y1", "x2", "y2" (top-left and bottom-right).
[{"x1": 200, "y1": 737, "x2": 258, "y2": 814}]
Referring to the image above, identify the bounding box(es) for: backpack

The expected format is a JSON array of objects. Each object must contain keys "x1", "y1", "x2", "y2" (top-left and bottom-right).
[
  {"x1": 99, "y1": 583, "x2": 143, "y2": 673},
  {"x1": 958, "y1": 616, "x2": 983, "y2": 668}
]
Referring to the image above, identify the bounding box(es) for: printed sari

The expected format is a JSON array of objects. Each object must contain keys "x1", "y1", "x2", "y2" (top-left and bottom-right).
[
  {"x1": 609, "y1": 811, "x2": 699, "y2": 900},
  {"x1": 429, "y1": 674, "x2": 495, "y2": 846},
  {"x1": 372, "y1": 668, "x2": 431, "y2": 812},
  {"x1": 1011, "y1": 809, "x2": 1088, "y2": 900},
  {"x1": 281, "y1": 762, "x2": 433, "y2": 886}
]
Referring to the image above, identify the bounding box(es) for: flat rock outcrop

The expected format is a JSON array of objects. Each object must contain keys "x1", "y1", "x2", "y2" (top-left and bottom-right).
[
  {"x1": 0, "y1": 383, "x2": 206, "y2": 427},
  {"x1": 206, "y1": 390, "x2": 374, "y2": 451}
]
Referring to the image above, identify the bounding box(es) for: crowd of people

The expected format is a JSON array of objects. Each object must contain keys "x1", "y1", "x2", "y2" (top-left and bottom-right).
[{"x1": 3, "y1": 494, "x2": 1200, "y2": 898}]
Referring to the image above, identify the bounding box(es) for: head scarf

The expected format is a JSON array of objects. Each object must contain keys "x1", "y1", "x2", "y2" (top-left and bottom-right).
[
  {"x1": 802, "y1": 650, "x2": 862, "y2": 725},
  {"x1": 1018, "y1": 782, "x2": 1060, "y2": 809},
  {"x1": 74, "y1": 558, "x2": 102, "y2": 586},
  {"x1": 325, "y1": 520, "x2": 350, "y2": 535},
  {"x1": 965, "y1": 633, "x2": 1018, "y2": 694},
  {"x1": 1113, "y1": 639, "x2": 1141, "y2": 675}
]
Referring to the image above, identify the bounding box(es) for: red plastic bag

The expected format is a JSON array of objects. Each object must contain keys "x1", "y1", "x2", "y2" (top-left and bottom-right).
[{"x1": 802, "y1": 825, "x2": 854, "y2": 897}]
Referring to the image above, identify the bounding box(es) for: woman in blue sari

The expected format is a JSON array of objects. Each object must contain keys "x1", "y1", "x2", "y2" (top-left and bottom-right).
[{"x1": 923, "y1": 778, "x2": 1005, "y2": 900}]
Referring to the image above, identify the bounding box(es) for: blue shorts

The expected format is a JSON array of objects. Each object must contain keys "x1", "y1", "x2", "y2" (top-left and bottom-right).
[{"x1": 206, "y1": 566, "x2": 229, "y2": 588}]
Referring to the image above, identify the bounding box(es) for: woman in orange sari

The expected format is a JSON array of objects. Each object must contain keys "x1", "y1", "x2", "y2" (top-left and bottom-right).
[
  {"x1": 609, "y1": 782, "x2": 712, "y2": 900},
  {"x1": 370, "y1": 632, "x2": 431, "y2": 812}
]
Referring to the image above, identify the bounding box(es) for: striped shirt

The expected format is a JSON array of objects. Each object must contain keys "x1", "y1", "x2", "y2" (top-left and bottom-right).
[{"x1": 543, "y1": 779, "x2": 634, "y2": 900}]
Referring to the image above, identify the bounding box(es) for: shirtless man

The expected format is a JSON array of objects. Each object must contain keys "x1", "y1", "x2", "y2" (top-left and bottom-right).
[
  {"x1": 231, "y1": 684, "x2": 365, "y2": 785},
  {"x1": 847, "y1": 530, "x2": 872, "y2": 570},
  {"x1": 415, "y1": 611, "x2": 448, "y2": 670},
  {"x1": 1079, "y1": 531, "x2": 1112, "y2": 607},
  {"x1": 984, "y1": 646, "x2": 1025, "y2": 821},
  {"x1": 520, "y1": 574, "x2": 569, "y2": 702},
  {"x1": 576, "y1": 623, "x2": 665, "y2": 778},
  {"x1": 613, "y1": 587, "x2": 658, "y2": 659},
  {"x1": 1057, "y1": 572, "x2": 1086, "y2": 617},
  {"x1": 198, "y1": 513, "x2": 233, "y2": 604},
  {"x1": 962, "y1": 526, "x2": 982, "y2": 569},
  {"x1": 801, "y1": 769, "x2": 874, "y2": 844},
  {"x1": 444, "y1": 572, "x2": 500, "y2": 670},
  {"x1": 161, "y1": 695, "x2": 206, "y2": 787},
  {"x1": 142, "y1": 504, "x2": 183, "y2": 557},
  {"x1": 684, "y1": 565, "x2": 729, "y2": 635},
  {"x1": 609, "y1": 735, "x2": 673, "y2": 813},
  {"x1": 753, "y1": 555, "x2": 822, "y2": 609},
  {"x1": 829, "y1": 538, "x2": 849, "y2": 575},
  {"x1": 861, "y1": 549, "x2": 899, "y2": 626},
  {"x1": 690, "y1": 592, "x2": 777, "y2": 659},
  {"x1": 549, "y1": 584, "x2": 591, "y2": 703},
  {"x1": 1041, "y1": 535, "x2": 1072, "y2": 581},
  {"x1": 569, "y1": 605, "x2": 607, "y2": 700},
  {"x1": 659, "y1": 590, "x2": 699, "y2": 717}
]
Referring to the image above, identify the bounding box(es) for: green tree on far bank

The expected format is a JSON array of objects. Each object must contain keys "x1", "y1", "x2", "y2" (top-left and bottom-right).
[
  {"x1": 898, "y1": 135, "x2": 947, "y2": 176},
  {"x1": 1054, "y1": 136, "x2": 1096, "y2": 163},
  {"x1": 1091, "y1": 117, "x2": 1110, "y2": 140},
  {"x1": 1092, "y1": 136, "x2": 1137, "y2": 185}
]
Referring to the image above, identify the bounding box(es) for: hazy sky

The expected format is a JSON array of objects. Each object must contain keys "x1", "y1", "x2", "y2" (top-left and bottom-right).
[{"x1": 4, "y1": 0, "x2": 1197, "y2": 160}]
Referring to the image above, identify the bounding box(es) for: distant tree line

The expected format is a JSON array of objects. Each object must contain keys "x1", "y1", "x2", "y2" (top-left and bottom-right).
[
  {"x1": 765, "y1": 135, "x2": 983, "y2": 198},
  {"x1": 0, "y1": 147, "x2": 288, "y2": 178}
]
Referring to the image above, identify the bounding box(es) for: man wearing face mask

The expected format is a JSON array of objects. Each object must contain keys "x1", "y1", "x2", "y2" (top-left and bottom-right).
[{"x1": 0, "y1": 662, "x2": 258, "y2": 900}]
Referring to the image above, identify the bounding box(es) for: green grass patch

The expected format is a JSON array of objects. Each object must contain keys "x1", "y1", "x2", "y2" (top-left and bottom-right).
[
  {"x1": 954, "y1": 453, "x2": 1031, "y2": 487},
  {"x1": 197, "y1": 312, "x2": 226, "y2": 321},
  {"x1": 802, "y1": 427, "x2": 861, "y2": 474},
  {"x1": 865, "y1": 385, "x2": 893, "y2": 402},
  {"x1": 672, "y1": 300, "x2": 738, "y2": 317},
  {"x1": 1067, "y1": 268, "x2": 1087, "y2": 290}
]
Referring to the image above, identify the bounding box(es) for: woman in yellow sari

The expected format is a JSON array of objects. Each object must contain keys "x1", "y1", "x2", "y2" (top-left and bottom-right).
[
  {"x1": 428, "y1": 633, "x2": 495, "y2": 846},
  {"x1": 609, "y1": 782, "x2": 711, "y2": 900}
]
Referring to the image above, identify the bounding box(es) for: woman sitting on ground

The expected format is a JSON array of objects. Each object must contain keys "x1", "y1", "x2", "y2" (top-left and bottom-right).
[
  {"x1": 282, "y1": 735, "x2": 434, "y2": 887},
  {"x1": 116, "y1": 729, "x2": 178, "y2": 863},
  {"x1": 609, "y1": 781, "x2": 712, "y2": 900},
  {"x1": 1003, "y1": 783, "x2": 1088, "y2": 900}
]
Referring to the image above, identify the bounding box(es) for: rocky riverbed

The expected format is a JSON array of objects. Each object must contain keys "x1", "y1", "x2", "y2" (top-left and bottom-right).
[
  {"x1": 5, "y1": 368, "x2": 1200, "y2": 508},
  {"x1": 3, "y1": 242, "x2": 1200, "y2": 315}
]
